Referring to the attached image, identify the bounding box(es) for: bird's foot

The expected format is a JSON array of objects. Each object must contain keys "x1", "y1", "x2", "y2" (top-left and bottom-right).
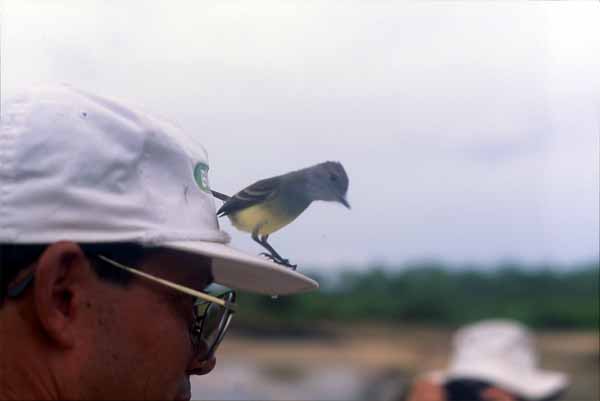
[
  {"x1": 259, "y1": 252, "x2": 297, "y2": 270},
  {"x1": 279, "y1": 259, "x2": 297, "y2": 270},
  {"x1": 259, "y1": 252, "x2": 277, "y2": 261}
]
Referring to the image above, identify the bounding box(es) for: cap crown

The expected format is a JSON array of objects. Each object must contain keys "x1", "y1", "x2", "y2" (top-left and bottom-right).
[
  {"x1": 0, "y1": 84, "x2": 229, "y2": 245},
  {"x1": 451, "y1": 320, "x2": 536, "y2": 373}
]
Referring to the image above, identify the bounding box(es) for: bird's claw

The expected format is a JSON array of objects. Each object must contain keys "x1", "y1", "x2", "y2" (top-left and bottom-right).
[
  {"x1": 259, "y1": 252, "x2": 297, "y2": 270},
  {"x1": 260, "y1": 252, "x2": 276, "y2": 261},
  {"x1": 281, "y1": 260, "x2": 298, "y2": 270}
]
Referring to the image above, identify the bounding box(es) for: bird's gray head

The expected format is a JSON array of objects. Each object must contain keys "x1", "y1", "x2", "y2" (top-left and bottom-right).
[{"x1": 304, "y1": 161, "x2": 350, "y2": 208}]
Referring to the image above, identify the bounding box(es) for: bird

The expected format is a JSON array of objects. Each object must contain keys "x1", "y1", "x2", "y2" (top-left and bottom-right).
[{"x1": 211, "y1": 161, "x2": 350, "y2": 270}]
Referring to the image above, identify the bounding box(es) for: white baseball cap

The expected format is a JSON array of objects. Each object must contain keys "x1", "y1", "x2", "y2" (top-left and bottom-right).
[
  {"x1": 0, "y1": 84, "x2": 318, "y2": 295},
  {"x1": 430, "y1": 319, "x2": 569, "y2": 400}
]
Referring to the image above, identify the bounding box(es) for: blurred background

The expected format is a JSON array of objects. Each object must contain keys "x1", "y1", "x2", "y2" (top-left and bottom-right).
[{"x1": 2, "y1": 1, "x2": 598, "y2": 400}]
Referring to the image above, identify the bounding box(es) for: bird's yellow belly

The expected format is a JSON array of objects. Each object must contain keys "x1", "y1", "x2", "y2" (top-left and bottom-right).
[{"x1": 228, "y1": 203, "x2": 295, "y2": 236}]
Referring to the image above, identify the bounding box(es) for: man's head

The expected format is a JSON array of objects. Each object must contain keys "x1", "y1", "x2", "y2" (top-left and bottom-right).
[
  {"x1": 1, "y1": 241, "x2": 216, "y2": 400},
  {"x1": 0, "y1": 84, "x2": 318, "y2": 400}
]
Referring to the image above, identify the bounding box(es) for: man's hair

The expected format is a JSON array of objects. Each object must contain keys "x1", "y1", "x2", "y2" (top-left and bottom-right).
[
  {"x1": 444, "y1": 379, "x2": 564, "y2": 401},
  {"x1": 0, "y1": 242, "x2": 149, "y2": 303},
  {"x1": 444, "y1": 379, "x2": 496, "y2": 401}
]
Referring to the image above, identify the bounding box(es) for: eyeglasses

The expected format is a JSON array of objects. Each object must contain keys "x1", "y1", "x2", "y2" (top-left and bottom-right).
[
  {"x1": 190, "y1": 290, "x2": 236, "y2": 358},
  {"x1": 7, "y1": 253, "x2": 237, "y2": 359},
  {"x1": 96, "y1": 255, "x2": 237, "y2": 359}
]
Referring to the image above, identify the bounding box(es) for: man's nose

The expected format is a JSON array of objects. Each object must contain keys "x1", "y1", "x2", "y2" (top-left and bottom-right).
[{"x1": 188, "y1": 355, "x2": 216, "y2": 376}]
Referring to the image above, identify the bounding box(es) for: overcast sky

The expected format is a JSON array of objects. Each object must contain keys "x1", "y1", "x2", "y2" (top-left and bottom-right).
[{"x1": 2, "y1": 1, "x2": 599, "y2": 270}]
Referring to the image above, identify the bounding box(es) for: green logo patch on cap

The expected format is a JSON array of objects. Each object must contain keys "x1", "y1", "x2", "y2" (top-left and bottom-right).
[{"x1": 193, "y1": 162, "x2": 211, "y2": 193}]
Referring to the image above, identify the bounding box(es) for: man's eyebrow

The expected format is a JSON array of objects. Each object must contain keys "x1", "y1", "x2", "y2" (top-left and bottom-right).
[
  {"x1": 206, "y1": 271, "x2": 215, "y2": 287},
  {"x1": 179, "y1": 269, "x2": 213, "y2": 291}
]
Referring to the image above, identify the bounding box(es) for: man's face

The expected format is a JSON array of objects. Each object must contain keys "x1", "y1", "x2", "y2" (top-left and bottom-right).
[{"x1": 80, "y1": 249, "x2": 215, "y2": 401}]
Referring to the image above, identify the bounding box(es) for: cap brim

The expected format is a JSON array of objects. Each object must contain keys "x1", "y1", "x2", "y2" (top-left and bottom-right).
[{"x1": 162, "y1": 241, "x2": 319, "y2": 295}]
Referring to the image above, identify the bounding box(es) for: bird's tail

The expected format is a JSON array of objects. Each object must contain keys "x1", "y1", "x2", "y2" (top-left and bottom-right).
[{"x1": 211, "y1": 189, "x2": 231, "y2": 202}]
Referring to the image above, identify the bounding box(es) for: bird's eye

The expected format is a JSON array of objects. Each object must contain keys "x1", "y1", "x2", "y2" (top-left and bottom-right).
[{"x1": 329, "y1": 174, "x2": 338, "y2": 182}]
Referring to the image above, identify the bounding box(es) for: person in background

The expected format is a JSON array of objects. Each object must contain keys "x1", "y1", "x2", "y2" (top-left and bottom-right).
[{"x1": 407, "y1": 319, "x2": 569, "y2": 401}]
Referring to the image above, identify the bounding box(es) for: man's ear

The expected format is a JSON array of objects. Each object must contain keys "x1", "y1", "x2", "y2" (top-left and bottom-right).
[{"x1": 33, "y1": 241, "x2": 92, "y2": 348}]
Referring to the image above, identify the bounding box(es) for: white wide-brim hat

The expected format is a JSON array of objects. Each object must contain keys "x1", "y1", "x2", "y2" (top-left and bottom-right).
[
  {"x1": 0, "y1": 84, "x2": 318, "y2": 295},
  {"x1": 428, "y1": 320, "x2": 568, "y2": 400}
]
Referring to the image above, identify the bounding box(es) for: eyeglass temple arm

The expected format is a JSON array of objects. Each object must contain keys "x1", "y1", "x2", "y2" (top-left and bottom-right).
[
  {"x1": 7, "y1": 273, "x2": 35, "y2": 298},
  {"x1": 97, "y1": 255, "x2": 237, "y2": 311}
]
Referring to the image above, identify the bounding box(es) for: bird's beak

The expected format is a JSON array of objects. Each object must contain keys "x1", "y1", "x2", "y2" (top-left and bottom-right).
[{"x1": 338, "y1": 196, "x2": 351, "y2": 209}]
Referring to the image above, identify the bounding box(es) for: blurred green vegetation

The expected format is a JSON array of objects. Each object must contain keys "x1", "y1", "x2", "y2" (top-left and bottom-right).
[{"x1": 235, "y1": 261, "x2": 599, "y2": 330}]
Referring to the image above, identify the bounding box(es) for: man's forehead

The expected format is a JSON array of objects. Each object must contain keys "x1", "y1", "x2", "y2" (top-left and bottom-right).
[{"x1": 142, "y1": 248, "x2": 214, "y2": 289}]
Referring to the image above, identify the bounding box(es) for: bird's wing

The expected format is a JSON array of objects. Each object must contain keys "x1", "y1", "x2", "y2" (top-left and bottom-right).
[{"x1": 217, "y1": 176, "x2": 281, "y2": 217}]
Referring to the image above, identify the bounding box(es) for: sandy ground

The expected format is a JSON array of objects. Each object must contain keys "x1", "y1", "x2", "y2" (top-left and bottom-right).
[{"x1": 192, "y1": 325, "x2": 599, "y2": 401}]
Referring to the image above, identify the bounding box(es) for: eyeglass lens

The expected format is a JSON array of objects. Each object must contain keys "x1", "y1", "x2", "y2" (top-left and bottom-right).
[{"x1": 193, "y1": 292, "x2": 235, "y2": 356}]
